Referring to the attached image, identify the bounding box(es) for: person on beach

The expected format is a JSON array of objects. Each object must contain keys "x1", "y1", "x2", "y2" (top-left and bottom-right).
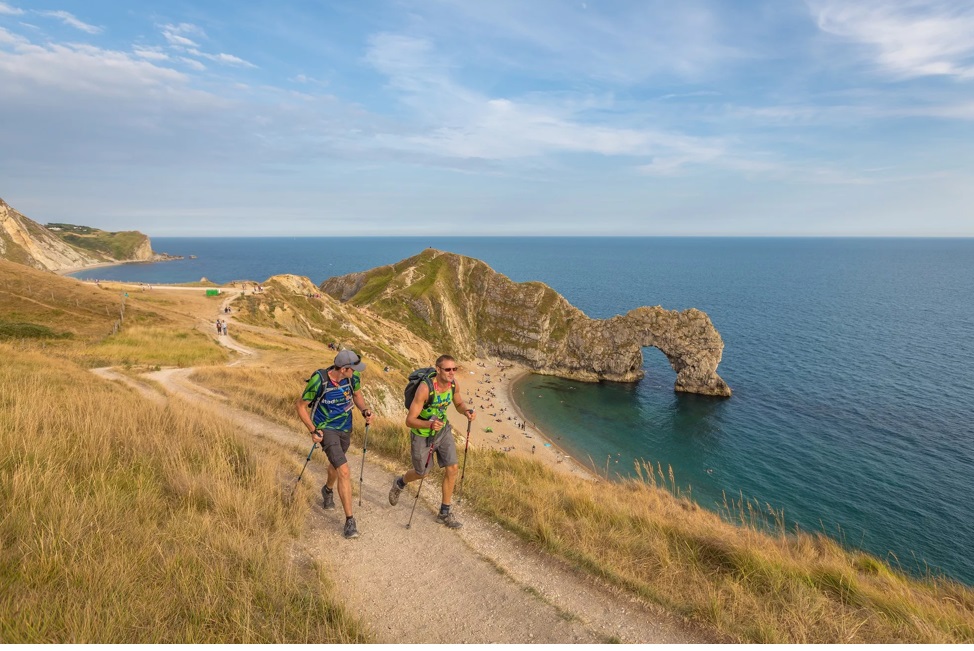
[
  {"x1": 388, "y1": 354, "x2": 475, "y2": 529},
  {"x1": 296, "y1": 349, "x2": 374, "y2": 539}
]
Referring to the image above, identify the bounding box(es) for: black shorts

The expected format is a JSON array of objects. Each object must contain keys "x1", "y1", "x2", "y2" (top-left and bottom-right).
[{"x1": 319, "y1": 428, "x2": 351, "y2": 468}]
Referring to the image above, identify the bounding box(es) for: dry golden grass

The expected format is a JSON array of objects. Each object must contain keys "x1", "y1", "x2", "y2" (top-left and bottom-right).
[
  {"x1": 201, "y1": 359, "x2": 974, "y2": 643},
  {"x1": 191, "y1": 365, "x2": 312, "y2": 427},
  {"x1": 0, "y1": 344, "x2": 367, "y2": 643},
  {"x1": 457, "y1": 451, "x2": 974, "y2": 643},
  {"x1": 0, "y1": 261, "x2": 228, "y2": 369},
  {"x1": 0, "y1": 259, "x2": 121, "y2": 338},
  {"x1": 78, "y1": 325, "x2": 228, "y2": 368}
]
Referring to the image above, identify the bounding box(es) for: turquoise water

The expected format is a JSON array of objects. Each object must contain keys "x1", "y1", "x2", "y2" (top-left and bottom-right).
[{"x1": 74, "y1": 237, "x2": 974, "y2": 585}]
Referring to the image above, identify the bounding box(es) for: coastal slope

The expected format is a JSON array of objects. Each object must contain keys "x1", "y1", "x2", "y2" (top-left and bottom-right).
[
  {"x1": 321, "y1": 248, "x2": 731, "y2": 397},
  {"x1": 0, "y1": 196, "x2": 161, "y2": 272}
]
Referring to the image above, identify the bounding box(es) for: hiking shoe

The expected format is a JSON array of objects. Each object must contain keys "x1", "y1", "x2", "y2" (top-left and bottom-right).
[
  {"x1": 343, "y1": 517, "x2": 360, "y2": 539},
  {"x1": 389, "y1": 478, "x2": 403, "y2": 506},
  {"x1": 435, "y1": 511, "x2": 463, "y2": 529},
  {"x1": 321, "y1": 486, "x2": 336, "y2": 510}
]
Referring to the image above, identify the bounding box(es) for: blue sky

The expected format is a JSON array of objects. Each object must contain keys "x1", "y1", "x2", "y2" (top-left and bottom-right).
[{"x1": 1, "y1": 1, "x2": 972, "y2": 236}]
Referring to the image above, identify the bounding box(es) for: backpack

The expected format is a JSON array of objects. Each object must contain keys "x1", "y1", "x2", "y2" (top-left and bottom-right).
[
  {"x1": 404, "y1": 367, "x2": 455, "y2": 410},
  {"x1": 306, "y1": 367, "x2": 332, "y2": 416}
]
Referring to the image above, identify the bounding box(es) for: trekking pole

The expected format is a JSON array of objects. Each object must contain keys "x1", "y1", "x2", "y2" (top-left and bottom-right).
[
  {"x1": 289, "y1": 442, "x2": 317, "y2": 500},
  {"x1": 358, "y1": 424, "x2": 370, "y2": 507},
  {"x1": 456, "y1": 409, "x2": 474, "y2": 505},
  {"x1": 407, "y1": 418, "x2": 438, "y2": 530}
]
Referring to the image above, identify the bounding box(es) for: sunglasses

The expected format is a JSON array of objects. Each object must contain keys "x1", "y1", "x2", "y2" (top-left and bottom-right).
[{"x1": 439, "y1": 366, "x2": 458, "y2": 372}]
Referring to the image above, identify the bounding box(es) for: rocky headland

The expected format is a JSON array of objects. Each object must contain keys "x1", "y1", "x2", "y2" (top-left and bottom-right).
[
  {"x1": 321, "y1": 248, "x2": 731, "y2": 397},
  {"x1": 0, "y1": 196, "x2": 175, "y2": 273}
]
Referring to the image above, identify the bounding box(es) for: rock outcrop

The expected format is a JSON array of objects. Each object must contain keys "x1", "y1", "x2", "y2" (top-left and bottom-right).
[
  {"x1": 0, "y1": 197, "x2": 162, "y2": 272},
  {"x1": 0, "y1": 198, "x2": 101, "y2": 271},
  {"x1": 322, "y1": 249, "x2": 731, "y2": 397}
]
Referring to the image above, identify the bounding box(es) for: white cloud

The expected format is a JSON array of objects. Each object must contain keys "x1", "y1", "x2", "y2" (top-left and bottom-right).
[
  {"x1": 0, "y1": 25, "x2": 26, "y2": 45},
  {"x1": 161, "y1": 23, "x2": 203, "y2": 49},
  {"x1": 188, "y1": 49, "x2": 256, "y2": 68},
  {"x1": 38, "y1": 10, "x2": 101, "y2": 35},
  {"x1": 0, "y1": 41, "x2": 188, "y2": 97},
  {"x1": 808, "y1": 0, "x2": 974, "y2": 79},
  {"x1": 133, "y1": 46, "x2": 169, "y2": 62},
  {"x1": 178, "y1": 56, "x2": 206, "y2": 71},
  {"x1": 159, "y1": 23, "x2": 254, "y2": 69},
  {"x1": 0, "y1": 2, "x2": 23, "y2": 16},
  {"x1": 394, "y1": 0, "x2": 743, "y2": 84},
  {"x1": 364, "y1": 32, "x2": 729, "y2": 171}
]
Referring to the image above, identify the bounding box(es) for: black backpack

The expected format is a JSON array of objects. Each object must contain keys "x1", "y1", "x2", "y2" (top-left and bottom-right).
[{"x1": 404, "y1": 367, "x2": 454, "y2": 409}]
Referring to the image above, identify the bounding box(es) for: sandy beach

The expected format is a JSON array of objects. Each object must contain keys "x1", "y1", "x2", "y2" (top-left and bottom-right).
[
  {"x1": 457, "y1": 358, "x2": 596, "y2": 480},
  {"x1": 54, "y1": 260, "x2": 132, "y2": 276}
]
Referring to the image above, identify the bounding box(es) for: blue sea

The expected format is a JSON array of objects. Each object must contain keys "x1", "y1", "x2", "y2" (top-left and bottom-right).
[{"x1": 72, "y1": 237, "x2": 974, "y2": 585}]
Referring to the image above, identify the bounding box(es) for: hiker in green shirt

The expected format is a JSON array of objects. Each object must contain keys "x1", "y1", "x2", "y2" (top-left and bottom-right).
[
  {"x1": 296, "y1": 349, "x2": 374, "y2": 539},
  {"x1": 388, "y1": 355, "x2": 475, "y2": 528}
]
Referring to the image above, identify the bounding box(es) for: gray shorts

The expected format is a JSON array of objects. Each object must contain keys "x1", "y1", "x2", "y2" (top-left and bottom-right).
[
  {"x1": 410, "y1": 424, "x2": 458, "y2": 475},
  {"x1": 319, "y1": 428, "x2": 351, "y2": 469}
]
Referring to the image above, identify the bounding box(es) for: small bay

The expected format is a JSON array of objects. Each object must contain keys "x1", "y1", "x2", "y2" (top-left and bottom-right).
[{"x1": 73, "y1": 236, "x2": 974, "y2": 585}]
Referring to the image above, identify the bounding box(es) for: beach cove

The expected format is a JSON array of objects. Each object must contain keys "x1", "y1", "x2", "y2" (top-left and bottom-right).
[{"x1": 458, "y1": 359, "x2": 594, "y2": 480}]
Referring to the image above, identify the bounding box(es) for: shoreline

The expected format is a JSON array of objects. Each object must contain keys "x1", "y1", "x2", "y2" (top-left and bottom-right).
[
  {"x1": 55, "y1": 260, "x2": 130, "y2": 276},
  {"x1": 463, "y1": 358, "x2": 596, "y2": 481},
  {"x1": 56, "y1": 255, "x2": 183, "y2": 277}
]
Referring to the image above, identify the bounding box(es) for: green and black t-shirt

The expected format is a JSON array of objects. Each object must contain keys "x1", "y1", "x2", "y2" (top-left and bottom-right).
[{"x1": 302, "y1": 368, "x2": 361, "y2": 432}]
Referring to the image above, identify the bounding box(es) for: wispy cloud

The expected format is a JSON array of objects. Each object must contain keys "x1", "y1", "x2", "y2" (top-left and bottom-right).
[
  {"x1": 159, "y1": 22, "x2": 255, "y2": 68},
  {"x1": 38, "y1": 10, "x2": 102, "y2": 35},
  {"x1": 188, "y1": 49, "x2": 256, "y2": 68},
  {"x1": 133, "y1": 46, "x2": 169, "y2": 62},
  {"x1": 0, "y1": 40, "x2": 188, "y2": 97},
  {"x1": 0, "y1": 25, "x2": 26, "y2": 46},
  {"x1": 0, "y1": 2, "x2": 23, "y2": 16},
  {"x1": 161, "y1": 23, "x2": 201, "y2": 48},
  {"x1": 404, "y1": 0, "x2": 743, "y2": 84},
  {"x1": 364, "y1": 32, "x2": 728, "y2": 172},
  {"x1": 178, "y1": 56, "x2": 206, "y2": 71},
  {"x1": 808, "y1": 0, "x2": 974, "y2": 79}
]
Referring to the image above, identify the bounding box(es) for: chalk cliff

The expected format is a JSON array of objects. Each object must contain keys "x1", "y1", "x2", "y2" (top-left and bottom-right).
[
  {"x1": 0, "y1": 198, "x2": 101, "y2": 271},
  {"x1": 321, "y1": 249, "x2": 731, "y2": 397},
  {"x1": 0, "y1": 197, "x2": 159, "y2": 272}
]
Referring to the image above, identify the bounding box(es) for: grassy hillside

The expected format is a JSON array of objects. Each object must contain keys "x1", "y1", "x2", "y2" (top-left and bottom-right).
[
  {"x1": 0, "y1": 345, "x2": 366, "y2": 643},
  {"x1": 0, "y1": 265, "x2": 369, "y2": 641},
  {"x1": 0, "y1": 259, "x2": 226, "y2": 368},
  {"x1": 46, "y1": 223, "x2": 149, "y2": 260}
]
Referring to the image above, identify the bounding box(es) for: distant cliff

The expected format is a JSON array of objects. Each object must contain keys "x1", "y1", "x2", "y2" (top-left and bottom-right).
[
  {"x1": 321, "y1": 249, "x2": 731, "y2": 397},
  {"x1": 0, "y1": 197, "x2": 163, "y2": 272}
]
